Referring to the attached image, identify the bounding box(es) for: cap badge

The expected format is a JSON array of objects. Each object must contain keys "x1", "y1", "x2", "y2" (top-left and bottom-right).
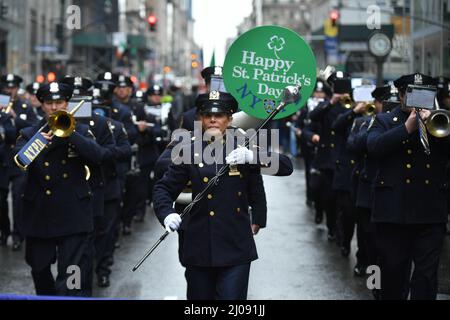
[
  {"x1": 209, "y1": 90, "x2": 220, "y2": 100},
  {"x1": 49, "y1": 83, "x2": 60, "y2": 93},
  {"x1": 6, "y1": 74, "x2": 13, "y2": 81},
  {"x1": 414, "y1": 74, "x2": 423, "y2": 85},
  {"x1": 74, "y1": 77, "x2": 82, "y2": 86},
  {"x1": 214, "y1": 66, "x2": 223, "y2": 76},
  {"x1": 105, "y1": 72, "x2": 112, "y2": 80}
]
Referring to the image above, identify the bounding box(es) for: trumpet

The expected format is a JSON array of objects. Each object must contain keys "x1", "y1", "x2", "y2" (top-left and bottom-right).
[
  {"x1": 340, "y1": 95, "x2": 353, "y2": 109},
  {"x1": 425, "y1": 109, "x2": 450, "y2": 138},
  {"x1": 364, "y1": 103, "x2": 376, "y2": 116}
]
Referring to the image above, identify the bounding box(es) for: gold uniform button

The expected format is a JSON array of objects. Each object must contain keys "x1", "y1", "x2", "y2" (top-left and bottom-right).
[
  {"x1": 207, "y1": 194, "x2": 213, "y2": 200},
  {"x1": 331, "y1": 131, "x2": 335, "y2": 135},
  {"x1": 187, "y1": 180, "x2": 192, "y2": 186},
  {"x1": 203, "y1": 177, "x2": 209, "y2": 183},
  {"x1": 380, "y1": 181, "x2": 384, "y2": 185},
  {"x1": 350, "y1": 160, "x2": 355, "y2": 165},
  {"x1": 240, "y1": 174, "x2": 244, "y2": 179},
  {"x1": 238, "y1": 192, "x2": 242, "y2": 197},
  {"x1": 336, "y1": 160, "x2": 340, "y2": 164},
  {"x1": 406, "y1": 164, "x2": 411, "y2": 169},
  {"x1": 209, "y1": 211, "x2": 215, "y2": 217},
  {"x1": 426, "y1": 164, "x2": 431, "y2": 169},
  {"x1": 330, "y1": 143, "x2": 335, "y2": 148},
  {"x1": 236, "y1": 208, "x2": 241, "y2": 213},
  {"x1": 406, "y1": 179, "x2": 411, "y2": 184},
  {"x1": 425, "y1": 180, "x2": 430, "y2": 185},
  {"x1": 198, "y1": 163, "x2": 204, "y2": 168},
  {"x1": 61, "y1": 160, "x2": 67, "y2": 165},
  {"x1": 356, "y1": 170, "x2": 360, "y2": 175},
  {"x1": 63, "y1": 173, "x2": 69, "y2": 179},
  {"x1": 402, "y1": 141, "x2": 406, "y2": 144},
  {"x1": 46, "y1": 190, "x2": 52, "y2": 196},
  {"x1": 44, "y1": 162, "x2": 50, "y2": 167},
  {"x1": 407, "y1": 149, "x2": 412, "y2": 154},
  {"x1": 45, "y1": 175, "x2": 50, "y2": 181}
]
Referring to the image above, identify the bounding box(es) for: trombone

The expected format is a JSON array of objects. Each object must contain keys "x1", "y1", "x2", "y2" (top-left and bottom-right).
[
  {"x1": 425, "y1": 98, "x2": 450, "y2": 138},
  {"x1": 14, "y1": 100, "x2": 85, "y2": 170}
]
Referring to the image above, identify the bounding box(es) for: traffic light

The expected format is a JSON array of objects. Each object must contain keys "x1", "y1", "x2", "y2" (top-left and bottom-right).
[
  {"x1": 0, "y1": 2, "x2": 8, "y2": 18},
  {"x1": 330, "y1": 9, "x2": 339, "y2": 27},
  {"x1": 147, "y1": 14, "x2": 157, "y2": 32}
]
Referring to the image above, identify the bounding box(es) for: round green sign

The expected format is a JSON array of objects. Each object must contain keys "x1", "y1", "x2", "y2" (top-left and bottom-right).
[{"x1": 223, "y1": 25, "x2": 317, "y2": 120}]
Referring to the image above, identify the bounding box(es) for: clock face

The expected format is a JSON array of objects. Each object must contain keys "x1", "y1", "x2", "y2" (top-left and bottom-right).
[{"x1": 369, "y1": 33, "x2": 391, "y2": 57}]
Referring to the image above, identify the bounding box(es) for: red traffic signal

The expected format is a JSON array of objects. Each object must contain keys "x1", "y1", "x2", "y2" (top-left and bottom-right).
[
  {"x1": 147, "y1": 14, "x2": 157, "y2": 31},
  {"x1": 330, "y1": 10, "x2": 339, "y2": 26}
]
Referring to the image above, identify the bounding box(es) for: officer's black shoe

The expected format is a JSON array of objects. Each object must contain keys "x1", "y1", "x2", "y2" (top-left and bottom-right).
[
  {"x1": 0, "y1": 234, "x2": 8, "y2": 246},
  {"x1": 12, "y1": 241, "x2": 22, "y2": 251},
  {"x1": 123, "y1": 225, "x2": 132, "y2": 236},
  {"x1": 340, "y1": 246, "x2": 350, "y2": 257},
  {"x1": 98, "y1": 275, "x2": 110, "y2": 288},
  {"x1": 353, "y1": 264, "x2": 367, "y2": 276}
]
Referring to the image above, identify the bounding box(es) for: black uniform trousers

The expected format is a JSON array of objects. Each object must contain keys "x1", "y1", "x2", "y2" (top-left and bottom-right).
[
  {"x1": 356, "y1": 207, "x2": 377, "y2": 267},
  {"x1": 375, "y1": 223, "x2": 446, "y2": 300},
  {"x1": 310, "y1": 169, "x2": 336, "y2": 236},
  {"x1": 185, "y1": 263, "x2": 251, "y2": 300},
  {"x1": 25, "y1": 233, "x2": 93, "y2": 297},
  {"x1": 95, "y1": 199, "x2": 121, "y2": 277},
  {"x1": 11, "y1": 173, "x2": 26, "y2": 243},
  {"x1": 134, "y1": 165, "x2": 154, "y2": 220},
  {"x1": 335, "y1": 190, "x2": 358, "y2": 253}
]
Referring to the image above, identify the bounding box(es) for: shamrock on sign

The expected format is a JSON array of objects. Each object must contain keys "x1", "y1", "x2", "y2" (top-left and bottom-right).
[{"x1": 267, "y1": 35, "x2": 285, "y2": 59}]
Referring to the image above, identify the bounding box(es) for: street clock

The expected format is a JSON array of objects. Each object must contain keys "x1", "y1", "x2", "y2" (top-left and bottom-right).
[{"x1": 368, "y1": 32, "x2": 392, "y2": 58}]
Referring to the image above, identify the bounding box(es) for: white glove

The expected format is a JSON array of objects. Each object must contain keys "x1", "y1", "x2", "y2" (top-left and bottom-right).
[
  {"x1": 164, "y1": 213, "x2": 182, "y2": 232},
  {"x1": 225, "y1": 147, "x2": 254, "y2": 165}
]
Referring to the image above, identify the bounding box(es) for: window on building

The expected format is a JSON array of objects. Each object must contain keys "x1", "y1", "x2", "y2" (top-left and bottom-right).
[{"x1": 30, "y1": 9, "x2": 37, "y2": 55}]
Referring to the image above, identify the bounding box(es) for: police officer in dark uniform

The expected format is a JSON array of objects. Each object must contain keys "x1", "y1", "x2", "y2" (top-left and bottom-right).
[
  {"x1": 90, "y1": 87, "x2": 131, "y2": 287},
  {"x1": 307, "y1": 71, "x2": 351, "y2": 241},
  {"x1": 97, "y1": 72, "x2": 137, "y2": 146},
  {"x1": 346, "y1": 85, "x2": 389, "y2": 279},
  {"x1": 331, "y1": 82, "x2": 369, "y2": 258},
  {"x1": 367, "y1": 73, "x2": 450, "y2": 300},
  {"x1": 123, "y1": 85, "x2": 164, "y2": 229},
  {"x1": 178, "y1": 66, "x2": 222, "y2": 131},
  {"x1": 16, "y1": 82, "x2": 104, "y2": 296},
  {"x1": 61, "y1": 76, "x2": 124, "y2": 289},
  {"x1": 295, "y1": 79, "x2": 331, "y2": 208},
  {"x1": 0, "y1": 101, "x2": 16, "y2": 245},
  {"x1": 0, "y1": 74, "x2": 38, "y2": 251},
  {"x1": 25, "y1": 82, "x2": 45, "y2": 120},
  {"x1": 153, "y1": 91, "x2": 293, "y2": 300}
]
